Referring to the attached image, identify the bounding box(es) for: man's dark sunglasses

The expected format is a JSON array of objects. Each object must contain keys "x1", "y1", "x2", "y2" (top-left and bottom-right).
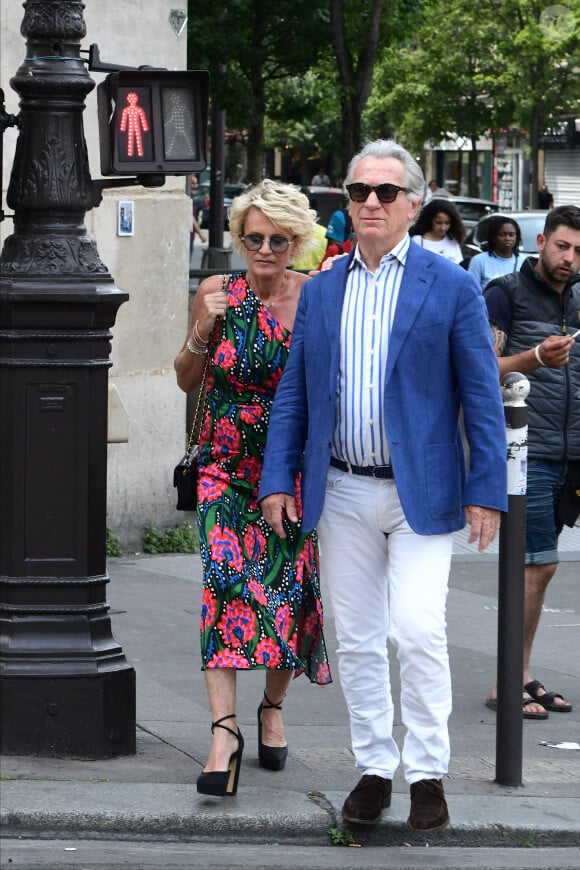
[{"x1": 346, "y1": 182, "x2": 411, "y2": 203}]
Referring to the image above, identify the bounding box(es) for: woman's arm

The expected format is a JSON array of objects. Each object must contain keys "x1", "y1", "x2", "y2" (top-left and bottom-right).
[
  {"x1": 192, "y1": 213, "x2": 207, "y2": 243},
  {"x1": 174, "y1": 275, "x2": 228, "y2": 393}
]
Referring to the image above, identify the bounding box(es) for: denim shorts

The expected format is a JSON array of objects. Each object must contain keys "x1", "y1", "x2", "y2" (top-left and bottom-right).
[{"x1": 525, "y1": 459, "x2": 567, "y2": 566}]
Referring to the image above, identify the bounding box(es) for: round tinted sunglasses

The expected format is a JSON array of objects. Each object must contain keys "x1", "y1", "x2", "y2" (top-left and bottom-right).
[
  {"x1": 346, "y1": 182, "x2": 411, "y2": 203},
  {"x1": 241, "y1": 233, "x2": 293, "y2": 253}
]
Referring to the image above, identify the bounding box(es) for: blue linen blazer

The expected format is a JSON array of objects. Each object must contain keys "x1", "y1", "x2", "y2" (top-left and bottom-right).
[{"x1": 259, "y1": 242, "x2": 508, "y2": 535}]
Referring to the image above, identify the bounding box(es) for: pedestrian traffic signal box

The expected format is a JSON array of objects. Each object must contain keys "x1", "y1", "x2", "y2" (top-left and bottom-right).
[{"x1": 97, "y1": 70, "x2": 209, "y2": 176}]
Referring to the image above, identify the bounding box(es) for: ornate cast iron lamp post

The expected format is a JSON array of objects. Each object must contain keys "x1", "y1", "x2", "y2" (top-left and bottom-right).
[{"x1": 0, "y1": 0, "x2": 135, "y2": 756}]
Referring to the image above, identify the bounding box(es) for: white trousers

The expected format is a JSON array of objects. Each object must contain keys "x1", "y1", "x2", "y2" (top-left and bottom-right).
[{"x1": 317, "y1": 466, "x2": 454, "y2": 784}]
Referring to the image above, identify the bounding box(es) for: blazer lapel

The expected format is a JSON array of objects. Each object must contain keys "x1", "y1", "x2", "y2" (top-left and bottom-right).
[
  {"x1": 386, "y1": 246, "x2": 435, "y2": 382},
  {"x1": 317, "y1": 255, "x2": 351, "y2": 396},
  {"x1": 313, "y1": 248, "x2": 434, "y2": 390},
  {"x1": 320, "y1": 254, "x2": 350, "y2": 342}
]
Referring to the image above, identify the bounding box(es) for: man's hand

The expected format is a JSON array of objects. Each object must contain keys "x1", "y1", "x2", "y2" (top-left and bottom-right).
[
  {"x1": 260, "y1": 493, "x2": 298, "y2": 539},
  {"x1": 464, "y1": 505, "x2": 501, "y2": 553},
  {"x1": 537, "y1": 334, "x2": 574, "y2": 368}
]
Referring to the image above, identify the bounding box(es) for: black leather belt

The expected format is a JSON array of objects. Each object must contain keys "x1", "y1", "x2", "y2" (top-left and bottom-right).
[{"x1": 330, "y1": 457, "x2": 394, "y2": 479}]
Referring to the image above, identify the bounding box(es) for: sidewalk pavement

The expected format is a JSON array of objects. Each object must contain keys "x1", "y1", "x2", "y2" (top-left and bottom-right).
[{"x1": 1, "y1": 527, "x2": 579, "y2": 848}]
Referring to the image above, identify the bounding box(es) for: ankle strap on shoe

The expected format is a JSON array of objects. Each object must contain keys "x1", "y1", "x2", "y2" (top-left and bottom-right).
[
  {"x1": 211, "y1": 714, "x2": 237, "y2": 736},
  {"x1": 262, "y1": 691, "x2": 286, "y2": 710}
]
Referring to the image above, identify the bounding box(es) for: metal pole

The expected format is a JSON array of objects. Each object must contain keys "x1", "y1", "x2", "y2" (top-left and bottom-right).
[
  {"x1": 495, "y1": 372, "x2": 529, "y2": 786},
  {"x1": 0, "y1": 0, "x2": 135, "y2": 758},
  {"x1": 201, "y1": 102, "x2": 231, "y2": 270}
]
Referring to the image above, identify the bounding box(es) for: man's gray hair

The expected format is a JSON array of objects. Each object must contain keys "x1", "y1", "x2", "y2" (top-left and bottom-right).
[{"x1": 344, "y1": 139, "x2": 425, "y2": 203}]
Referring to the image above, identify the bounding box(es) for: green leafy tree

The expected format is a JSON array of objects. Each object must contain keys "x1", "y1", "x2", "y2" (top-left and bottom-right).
[
  {"x1": 265, "y1": 67, "x2": 343, "y2": 170},
  {"x1": 367, "y1": 0, "x2": 580, "y2": 201},
  {"x1": 187, "y1": 0, "x2": 330, "y2": 182},
  {"x1": 329, "y1": 0, "x2": 422, "y2": 175},
  {"x1": 266, "y1": 2, "x2": 418, "y2": 179},
  {"x1": 368, "y1": 0, "x2": 513, "y2": 195},
  {"x1": 490, "y1": 0, "x2": 580, "y2": 203},
  {"x1": 329, "y1": 0, "x2": 387, "y2": 173}
]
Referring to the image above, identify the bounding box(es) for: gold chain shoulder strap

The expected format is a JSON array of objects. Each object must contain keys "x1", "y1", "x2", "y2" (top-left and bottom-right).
[
  {"x1": 183, "y1": 361, "x2": 208, "y2": 462},
  {"x1": 184, "y1": 273, "x2": 229, "y2": 461}
]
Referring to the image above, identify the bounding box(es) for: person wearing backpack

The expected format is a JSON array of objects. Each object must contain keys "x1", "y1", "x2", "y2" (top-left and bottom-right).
[{"x1": 483, "y1": 205, "x2": 580, "y2": 719}]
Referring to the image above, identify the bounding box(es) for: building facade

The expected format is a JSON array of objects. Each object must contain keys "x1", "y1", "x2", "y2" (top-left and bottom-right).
[{"x1": 1, "y1": 1, "x2": 194, "y2": 549}]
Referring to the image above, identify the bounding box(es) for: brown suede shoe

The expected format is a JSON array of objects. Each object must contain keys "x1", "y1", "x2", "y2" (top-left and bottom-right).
[
  {"x1": 342, "y1": 774, "x2": 392, "y2": 825},
  {"x1": 408, "y1": 778, "x2": 449, "y2": 831}
]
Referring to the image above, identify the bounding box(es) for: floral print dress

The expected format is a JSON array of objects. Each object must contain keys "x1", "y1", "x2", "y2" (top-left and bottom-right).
[{"x1": 197, "y1": 274, "x2": 331, "y2": 685}]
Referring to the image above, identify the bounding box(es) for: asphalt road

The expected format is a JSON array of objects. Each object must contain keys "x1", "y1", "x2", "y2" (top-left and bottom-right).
[{"x1": 2, "y1": 839, "x2": 579, "y2": 870}]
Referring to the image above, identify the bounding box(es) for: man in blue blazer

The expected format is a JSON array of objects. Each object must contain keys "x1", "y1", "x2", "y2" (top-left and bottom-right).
[{"x1": 259, "y1": 140, "x2": 507, "y2": 832}]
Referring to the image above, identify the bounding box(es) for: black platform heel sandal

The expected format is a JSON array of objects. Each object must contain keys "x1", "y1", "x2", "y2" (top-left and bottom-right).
[
  {"x1": 196, "y1": 714, "x2": 244, "y2": 796},
  {"x1": 257, "y1": 691, "x2": 288, "y2": 771}
]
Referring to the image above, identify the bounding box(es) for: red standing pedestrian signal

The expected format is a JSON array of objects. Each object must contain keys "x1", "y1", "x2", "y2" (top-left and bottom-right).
[
  {"x1": 119, "y1": 91, "x2": 149, "y2": 158},
  {"x1": 97, "y1": 69, "x2": 209, "y2": 176}
]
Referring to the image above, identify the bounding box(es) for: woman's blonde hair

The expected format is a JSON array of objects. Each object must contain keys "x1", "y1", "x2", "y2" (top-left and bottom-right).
[{"x1": 229, "y1": 179, "x2": 317, "y2": 262}]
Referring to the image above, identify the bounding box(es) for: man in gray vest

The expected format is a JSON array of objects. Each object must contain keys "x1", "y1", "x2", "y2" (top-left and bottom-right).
[{"x1": 484, "y1": 205, "x2": 580, "y2": 718}]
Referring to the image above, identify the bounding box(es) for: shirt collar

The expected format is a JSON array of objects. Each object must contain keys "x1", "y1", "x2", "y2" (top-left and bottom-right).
[
  {"x1": 490, "y1": 250, "x2": 516, "y2": 260},
  {"x1": 349, "y1": 233, "x2": 410, "y2": 273}
]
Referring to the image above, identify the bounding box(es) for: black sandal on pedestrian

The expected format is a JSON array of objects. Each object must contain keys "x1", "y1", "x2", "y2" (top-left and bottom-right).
[
  {"x1": 196, "y1": 714, "x2": 244, "y2": 796},
  {"x1": 524, "y1": 679, "x2": 573, "y2": 713},
  {"x1": 485, "y1": 693, "x2": 549, "y2": 720},
  {"x1": 257, "y1": 691, "x2": 288, "y2": 771}
]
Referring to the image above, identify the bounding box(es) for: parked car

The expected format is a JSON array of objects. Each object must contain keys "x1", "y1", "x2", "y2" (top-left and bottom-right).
[
  {"x1": 195, "y1": 182, "x2": 248, "y2": 229},
  {"x1": 426, "y1": 195, "x2": 499, "y2": 230},
  {"x1": 461, "y1": 210, "x2": 547, "y2": 266}
]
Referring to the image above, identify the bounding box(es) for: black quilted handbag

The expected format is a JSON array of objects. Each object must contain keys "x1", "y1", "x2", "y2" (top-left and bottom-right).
[{"x1": 174, "y1": 359, "x2": 208, "y2": 511}]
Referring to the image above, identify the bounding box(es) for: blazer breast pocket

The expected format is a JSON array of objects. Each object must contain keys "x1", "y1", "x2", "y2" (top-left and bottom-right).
[{"x1": 406, "y1": 322, "x2": 448, "y2": 380}]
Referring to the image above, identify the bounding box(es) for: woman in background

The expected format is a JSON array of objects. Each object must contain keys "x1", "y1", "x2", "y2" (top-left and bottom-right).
[
  {"x1": 468, "y1": 216, "x2": 526, "y2": 289},
  {"x1": 410, "y1": 198, "x2": 465, "y2": 264}
]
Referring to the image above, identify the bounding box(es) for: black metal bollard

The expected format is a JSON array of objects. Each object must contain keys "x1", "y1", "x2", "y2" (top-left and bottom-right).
[{"x1": 495, "y1": 372, "x2": 529, "y2": 786}]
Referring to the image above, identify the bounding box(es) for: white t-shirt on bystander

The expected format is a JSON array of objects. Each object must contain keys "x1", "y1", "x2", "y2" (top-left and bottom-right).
[{"x1": 411, "y1": 234, "x2": 463, "y2": 264}]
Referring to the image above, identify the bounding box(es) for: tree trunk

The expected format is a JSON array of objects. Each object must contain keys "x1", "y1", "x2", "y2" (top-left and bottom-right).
[
  {"x1": 246, "y1": 118, "x2": 264, "y2": 184},
  {"x1": 330, "y1": 0, "x2": 385, "y2": 179},
  {"x1": 245, "y1": 66, "x2": 267, "y2": 183},
  {"x1": 341, "y1": 96, "x2": 360, "y2": 180}
]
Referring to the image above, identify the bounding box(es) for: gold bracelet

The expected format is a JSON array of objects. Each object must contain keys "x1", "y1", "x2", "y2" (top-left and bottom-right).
[
  {"x1": 193, "y1": 320, "x2": 209, "y2": 346},
  {"x1": 534, "y1": 344, "x2": 546, "y2": 367},
  {"x1": 186, "y1": 334, "x2": 208, "y2": 355}
]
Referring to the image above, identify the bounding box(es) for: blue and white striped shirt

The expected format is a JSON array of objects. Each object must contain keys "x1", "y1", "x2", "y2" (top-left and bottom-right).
[{"x1": 332, "y1": 234, "x2": 410, "y2": 467}]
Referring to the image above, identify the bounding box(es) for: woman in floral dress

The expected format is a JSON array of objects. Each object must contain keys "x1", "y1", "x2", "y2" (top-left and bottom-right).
[{"x1": 174, "y1": 180, "x2": 331, "y2": 797}]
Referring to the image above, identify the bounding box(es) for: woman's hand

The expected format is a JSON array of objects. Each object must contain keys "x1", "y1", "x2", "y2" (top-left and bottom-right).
[
  {"x1": 306, "y1": 251, "x2": 349, "y2": 277},
  {"x1": 321, "y1": 252, "x2": 349, "y2": 272},
  {"x1": 174, "y1": 276, "x2": 228, "y2": 393},
  {"x1": 196, "y1": 281, "x2": 229, "y2": 340}
]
